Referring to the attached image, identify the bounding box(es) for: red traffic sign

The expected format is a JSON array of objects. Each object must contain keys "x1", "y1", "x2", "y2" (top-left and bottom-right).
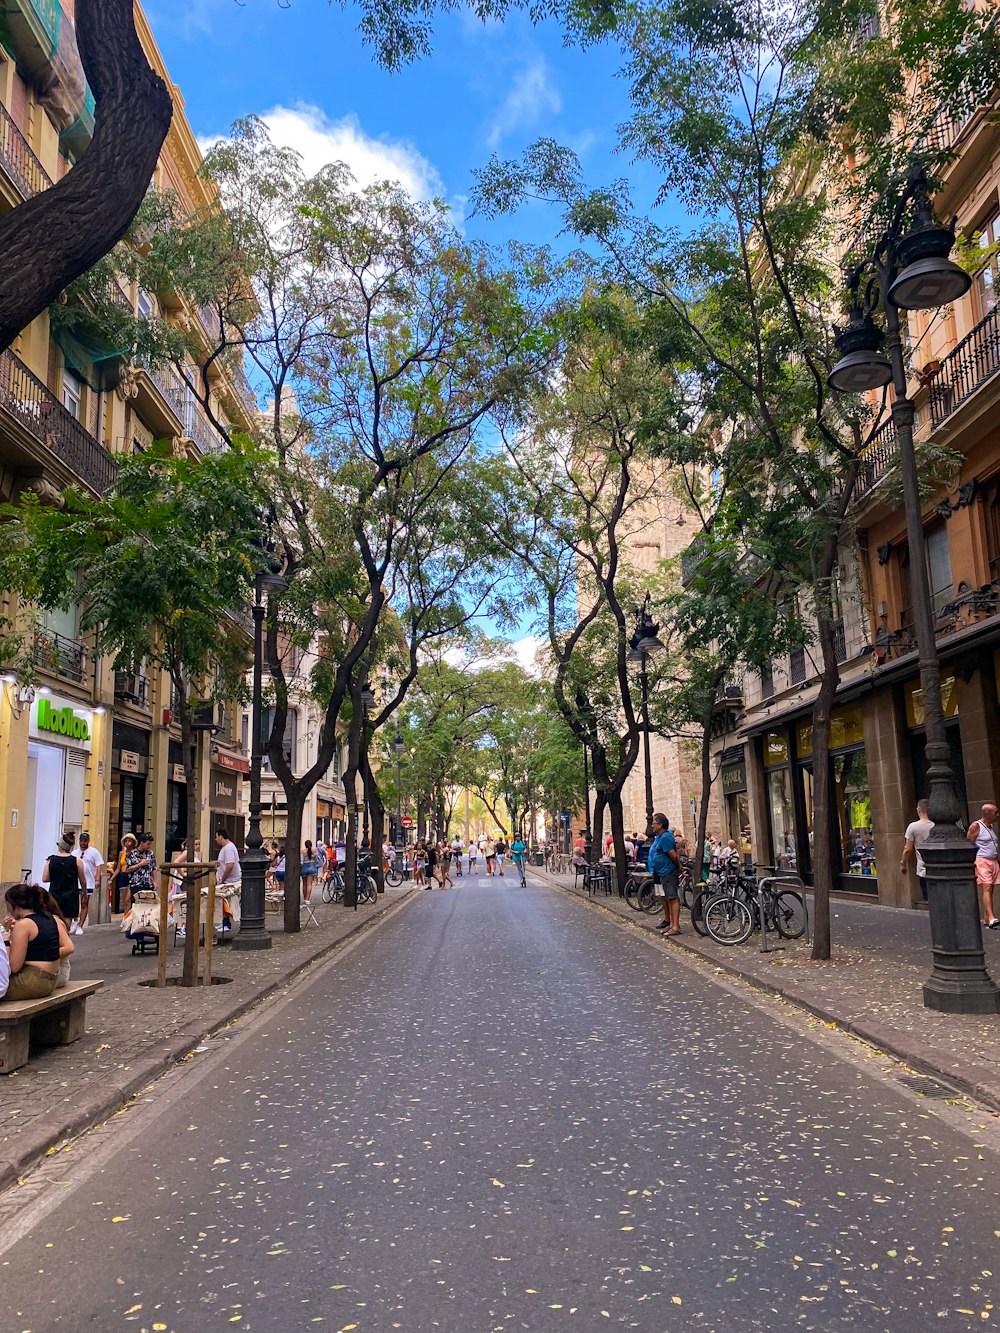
[{"x1": 401, "y1": 816, "x2": 414, "y2": 828}]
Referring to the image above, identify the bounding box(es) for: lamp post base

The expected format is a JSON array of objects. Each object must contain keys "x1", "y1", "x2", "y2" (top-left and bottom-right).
[
  {"x1": 233, "y1": 848, "x2": 272, "y2": 952},
  {"x1": 922, "y1": 837, "x2": 1000, "y2": 1013}
]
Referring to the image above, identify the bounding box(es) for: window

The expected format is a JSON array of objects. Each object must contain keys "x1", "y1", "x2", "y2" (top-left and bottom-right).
[
  {"x1": 985, "y1": 480, "x2": 1000, "y2": 582},
  {"x1": 61, "y1": 369, "x2": 82, "y2": 420},
  {"x1": 137, "y1": 290, "x2": 154, "y2": 321},
  {"x1": 926, "y1": 524, "x2": 953, "y2": 613},
  {"x1": 260, "y1": 707, "x2": 297, "y2": 768},
  {"x1": 975, "y1": 211, "x2": 1000, "y2": 318},
  {"x1": 760, "y1": 660, "x2": 774, "y2": 699},
  {"x1": 766, "y1": 768, "x2": 797, "y2": 872},
  {"x1": 789, "y1": 645, "x2": 807, "y2": 685}
]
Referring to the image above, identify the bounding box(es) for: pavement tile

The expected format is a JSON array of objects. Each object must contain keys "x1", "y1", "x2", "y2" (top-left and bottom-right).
[
  {"x1": 538, "y1": 866, "x2": 1000, "y2": 1112},
  {"x1": 0, "y1": 889, "x2": 412, "y2": 1185}
]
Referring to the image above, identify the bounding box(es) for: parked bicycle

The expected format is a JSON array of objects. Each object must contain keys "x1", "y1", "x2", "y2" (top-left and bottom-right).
[{"x1": 691, "y1": 863, "x2": 805, "y2": 946}]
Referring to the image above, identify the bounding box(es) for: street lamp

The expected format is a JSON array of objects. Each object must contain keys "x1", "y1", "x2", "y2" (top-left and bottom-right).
[
  {"x1": 359, "y1": 681, "x2": 375, "y2": 849},
  {"x1": 627, "y1": 592, "x2": 666, "y2": 840},
  {"x1": 393, "y1": 728, "x2": 405, "y2": 851},
  {"x1": 828, "y1": 165, "x2": 998, "y2": 1013},
  {"x1": 233, "y1": 567, "x2": 288, "y2": 952}
]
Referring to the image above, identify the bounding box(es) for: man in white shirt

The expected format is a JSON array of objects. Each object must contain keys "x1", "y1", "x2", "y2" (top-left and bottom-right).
[
  {"x1": 75, "y1": 831, "x2": 104, "y2": 933},
  {"x1": 901, "y1": 799, "x2": 934, "y2": 904},
  {"x1": 215, "y1": 829, "x2": 242, "y2": 935}
]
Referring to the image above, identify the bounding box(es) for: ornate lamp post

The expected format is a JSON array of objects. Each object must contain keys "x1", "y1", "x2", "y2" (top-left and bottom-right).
[
  {"x1": 360, "y1": 680, "x2": 375, "y2": 850},
  {"x1": 233, "y1": 568, "x2": 287, "y2": 952},
  {"x1": 828, "y1": 165, "x2": 999, "y2": 1013},
  {"x1": 627, "y1": 592, "x2": 666, "y2": 840}
]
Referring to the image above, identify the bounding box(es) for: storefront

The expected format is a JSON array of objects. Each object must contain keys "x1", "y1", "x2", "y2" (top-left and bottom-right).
[
  {"x1": 108, "y1": 721, "x2": 151, "y2": 909},
  {"x1": 210, "y1": 760, "x2": 246, "y2": 848},
  {"x1": 760, "y1": 702, "x2": 876, "y2": 893},
  {"x1": 165, "y1": 739, "x2": 188, "y2": 856},
  {"x1": 23, "y1": 693, "x2": 94, "y2": 880},
  {"x1": 720, "y1": 752, "x2": 749, "y2": 844},
  {"x1": 903, "y1": 673, "x2": 968, "y2": 824},
  {"x1": 316, "y1": 796, "x2": 346, "y2": 846}
]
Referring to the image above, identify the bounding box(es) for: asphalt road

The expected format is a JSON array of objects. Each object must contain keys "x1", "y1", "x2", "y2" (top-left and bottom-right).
[{"x1": 3, "y1": 873, "x2": 999, "y2": 1332}]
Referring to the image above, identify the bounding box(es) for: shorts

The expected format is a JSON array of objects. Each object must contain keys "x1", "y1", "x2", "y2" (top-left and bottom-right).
[
  {"x1": 976, "y1": 857, "x2": 1000, "y2": 886},
  {"x1": 653, "y1": 872, "x2": 679, "y2": 901}
]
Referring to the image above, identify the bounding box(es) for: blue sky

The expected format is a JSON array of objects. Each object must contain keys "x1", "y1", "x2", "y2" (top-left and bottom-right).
[{"x1": 145, "y1": 0, "x2": 669, "y2": 252}]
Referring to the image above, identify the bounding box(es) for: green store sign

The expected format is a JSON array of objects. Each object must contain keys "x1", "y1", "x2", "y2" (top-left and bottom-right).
[{"x1": 35, "y1": 698, "x2": 91, "y2": 741}]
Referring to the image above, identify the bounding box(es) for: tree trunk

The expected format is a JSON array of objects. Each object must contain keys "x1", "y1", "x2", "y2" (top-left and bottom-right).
[
  {"x1": 592, "y1": 789, "x2": 606, "y2": 863},
  {"x1": 608, "y1": 789, "x2": 628, "y2": 894},
  {"x1": 0, "y1": 0, "x2": 172, "y2": 352},
  {"x1": 695, "y1": 670, "x2": 726, "y2": 886},
  {"x1": 417, "y1": 798, "x2": 428, "y2": 842},
  {"x1": 364, "y1": 755, "x2": 385, "y2": 892},
  {"x1": 282, "y1": 789, "x2": 306, "y2": 934},
  {"x1": 810, "y1": 615, "x2": 841, "y2": 960}
]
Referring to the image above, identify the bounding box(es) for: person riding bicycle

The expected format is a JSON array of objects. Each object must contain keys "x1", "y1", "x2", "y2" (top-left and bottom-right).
[
  {"x1": 649, "y1": 813, "x2": 680, "y2": 937},
  {"x1": 511, "y1": 835, "x2": 528, "y2": 886}
]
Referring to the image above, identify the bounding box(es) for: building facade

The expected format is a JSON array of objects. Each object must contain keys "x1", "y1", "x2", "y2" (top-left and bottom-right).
[
  {"x1": 0, "y1": 2, "x2": 255, "y2": 891},
  {"x1": 730, "y1": 80, "x2": 1000, "y2": 906}
]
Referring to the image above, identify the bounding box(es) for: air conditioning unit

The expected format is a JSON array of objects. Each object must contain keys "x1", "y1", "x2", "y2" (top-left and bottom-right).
[
  {"x1": 114, "y1": 671, "x2": 148, "y2": 705},
  {"x1": 191, "y1": 700, "x2": 223, "y2": 734}
]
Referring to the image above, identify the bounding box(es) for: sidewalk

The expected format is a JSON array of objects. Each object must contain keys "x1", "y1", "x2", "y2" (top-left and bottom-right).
[
  {"x1": 0, "y1": 889, "x2": 412, "y2": 1189},
  {"x1": 535, "y1": 865, "x2": 1000, "y2": 1112}
]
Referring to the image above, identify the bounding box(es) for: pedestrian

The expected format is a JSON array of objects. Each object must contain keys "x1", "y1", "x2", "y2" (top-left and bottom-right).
[
  {"x1": 468, "y1": 841, "x2": 478, "y2": 875},
  {"x1": 900, "y1": 799, "x2": 934, "y2": 903},
  {"x1": 169, "y1": 839, "x2": 202, "y2": 939},
  {"x1": 108, "y1": 833, "x2": 137, "y2": 913},
  {"x1": 75, "y1": 831, "x2": 104, "y2": 932},
  {"x1": 484, "y1": 835, "x2": 496, "y2": 876},
  {"x1": 125, "y1": 833, "x2": 158, "y2": 916},
  {"x1": 215, "y1": 828, "x2": 242, "y2": 934},
  {"x1": 702, "y1": 832, "x2": 713, "y2": 883},
  {"x1": 495, "y1": 834, "x2": 507, "y2": 876},
  {"x1": 41, "y1": 835, "x2": 86, "y2": 931},
  {"x1": 967, "y1": 803, "x2": 1000, "y2": 928},
  {"x1": 301, "y1": 839, "x2": 319, "y2": 903},
  {"x1": 648, "y1": 812, "x2": 681, "y2": 936},
  {"x1": 452, "y1": 835, "x2": 464, "y2": 877},
  {"x1": 3, "y1": 883, "x2": 73, "y2": 1000},
  {"x1": 425, "y1": 839, "x2": 438, "y2": 888},
  {"x1": 511, "y1": 833, "x2": 528, "y2": 885},
  {"x1": 438, "y1": 840, "x2": 454, "y2": 889}
]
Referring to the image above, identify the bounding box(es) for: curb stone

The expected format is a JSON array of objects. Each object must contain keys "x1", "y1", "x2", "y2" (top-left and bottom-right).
[
  {"x1": 539, "y1": 870, "x2": 1000, "y2": 1115},
  {"x1": 0, "y1": 891, "x2": 412, "y2": 1192}
]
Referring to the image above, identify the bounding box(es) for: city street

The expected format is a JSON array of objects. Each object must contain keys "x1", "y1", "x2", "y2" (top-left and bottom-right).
[{"x1": 4, "y1": 871, "x2": 1000, "y2": 1332}]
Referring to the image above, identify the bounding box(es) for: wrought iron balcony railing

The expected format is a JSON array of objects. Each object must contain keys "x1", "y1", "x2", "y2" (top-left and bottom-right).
[
  {"x1": 928, "y1": 304, "x2": 1000, "y2": 428},
  {"x1": 853, "y1": 418, "x2": 897, "y2": 502},
  {"x1": 0, "y1": 349, "x2": 116, "y2": 494},
  {"x1": 34, "y1": 625, "x2": 87, "y2": 683},
  {"x1": 0, "y1": 100, "x2": 52, "y2": 200}
]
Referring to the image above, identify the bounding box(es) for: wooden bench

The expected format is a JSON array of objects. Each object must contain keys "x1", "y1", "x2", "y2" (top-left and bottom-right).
[{"x1": 0, "y1": 980, "x2": 104, "y2": 1074}]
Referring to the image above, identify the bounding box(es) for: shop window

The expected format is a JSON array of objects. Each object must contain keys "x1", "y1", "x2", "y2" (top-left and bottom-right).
[
  {"x1": 984, "y1": 480, "x2": 1000, "y2": 583},
  {"x1": 766, "y1": 767, "x2": 797, "y2": 872},
  {"x1": 835, "y1": 749, "x2": 876, "y2": 879},
  {"x1": 975, "y1": 210, "x2": 1000, "y2": 320}
]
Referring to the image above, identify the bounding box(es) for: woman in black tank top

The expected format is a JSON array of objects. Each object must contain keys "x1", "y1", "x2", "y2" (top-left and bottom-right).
[
  {"x1": 4, "y1": 883, "x2": 73, "y2": 1001},
  {"x1": 42, "y1": 839, "x2": 85, "y2": 928}
]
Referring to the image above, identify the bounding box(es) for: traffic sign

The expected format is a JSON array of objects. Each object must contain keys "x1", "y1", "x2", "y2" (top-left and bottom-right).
[{"x1": 401, "y1": 815, "x2": 414, "y2": 828}]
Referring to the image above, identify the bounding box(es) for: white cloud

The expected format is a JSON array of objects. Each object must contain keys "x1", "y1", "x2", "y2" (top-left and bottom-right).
[
  {"x1": 199, "y1": 103, "x2": 448, "y2": 205},
  {"x1": 511, "y1": 635, "x2": 545, "y2": 674},
  {"x1": 486, "y1": 58, "x2": 562, "y2": 149}
]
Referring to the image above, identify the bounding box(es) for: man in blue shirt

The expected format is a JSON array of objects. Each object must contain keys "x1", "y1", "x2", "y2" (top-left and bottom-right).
[{"x1": 649, "y1": 812, "x2": 680, "y2": 935}]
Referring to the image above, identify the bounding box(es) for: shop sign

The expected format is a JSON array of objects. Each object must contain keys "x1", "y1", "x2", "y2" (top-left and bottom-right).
[
  {"x1": 796, "y1": 703, "x2": 865, "y2": 758},
  {"x1": 171, "y1": 763, "x2": 187, "y2": 783},
  {"x1": 30, "y1": 695, "x2": 93, "y2": 752},
  {"x1": 214, "y1": 748, "x2": 250, "y2": 775},
  {"x1": 120, "y1": 750, "x2": 141, "y2": 774},
  {"x1": 211, "y1": 768, "x2": 238, "y2": 812},
  {"x1": 722, "y1": 761, "x2": 747, "y2": 794}
]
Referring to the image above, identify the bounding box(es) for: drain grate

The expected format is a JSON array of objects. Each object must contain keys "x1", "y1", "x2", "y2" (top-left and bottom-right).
[{"x1": 897, "y1": 1074, "x2": 953, "y2": 1099}]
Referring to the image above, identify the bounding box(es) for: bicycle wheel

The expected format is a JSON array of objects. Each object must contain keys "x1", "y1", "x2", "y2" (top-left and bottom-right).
[
  {"x1": 320, "y1": 876, "x2": 336, "y2": 904},
  {"x1": 774, "y1": 890, "x2": 806, "y2": 939},
  {"x1": 625, "y1": 875, "x2": 644, "y2": 911},
  {"x1": 690, "y1": 889, "x2": 714, "y2": 937},
  {"x1": 640, "y1": 880, "x2": 660, "y2": 914},
  {"x1": 704, "y1": 896, "x2": 753, "y2": 945},
  {"x1": 385, "y1": 867, "x2": 404, "y2": 888},
  {"x1": 679, "y1": 870, "x2": 696, "y2": 909},
  {"x1": 364, "y1": 874, "x2": 378, "y2": 903}
]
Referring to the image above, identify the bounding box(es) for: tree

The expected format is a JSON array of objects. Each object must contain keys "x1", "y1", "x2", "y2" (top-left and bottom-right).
[{"x1": 0, "y1": 443, "x2": 267, "y2": 984}]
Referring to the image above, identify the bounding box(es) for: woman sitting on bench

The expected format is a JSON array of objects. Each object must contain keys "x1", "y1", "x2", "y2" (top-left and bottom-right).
[{"x1": 3, "y1": 884, "x2": 73, "y2": 1001}]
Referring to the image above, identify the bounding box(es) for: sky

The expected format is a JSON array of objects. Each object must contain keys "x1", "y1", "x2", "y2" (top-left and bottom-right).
[
  {"x1": 144, "y1": 0, "x2": 669, "y2": 250},
  {"x1": 143, "y1": 1, "x2": 675, "y2": 658}
]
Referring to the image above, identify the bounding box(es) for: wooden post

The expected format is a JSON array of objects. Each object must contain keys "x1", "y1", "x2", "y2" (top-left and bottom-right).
[
  {"x1": 157, "y1": 875, "x2": 169, "y2": 990},
  {"x1": 203, "y1": 871, "x2": 217, "y2": 987}
]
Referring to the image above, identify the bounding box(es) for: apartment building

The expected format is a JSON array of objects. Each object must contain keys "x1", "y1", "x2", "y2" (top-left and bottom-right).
[
  {"x1": 0, "y1": 2, "x2": 255, "y2": 891},
  {"x1": 728, "y1": 76, "x2": 1000, "y2": 907}
]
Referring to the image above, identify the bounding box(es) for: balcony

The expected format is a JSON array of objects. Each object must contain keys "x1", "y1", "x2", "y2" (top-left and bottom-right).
[
  {"x1": 0, "y1": 100, "x2": 52, "y2": 202},
  {"x1": 853, "y1": 418, "x2": 897, "y2": 503},
  {"x1": 0, "y1": 349, "x2": 116, "y2": 494},
  {"x1": 928, "y1": 304, "x2": 1000, "y2": 429},
  {"x1": 186, "y1": 410, "x2": 226, "y2": 457},
  {"x1": 34, "y1": 625, "x2": 86, "y2": 683},
  {"x1": 114, "y1": 671, "x2": 150, "y2": 708}
]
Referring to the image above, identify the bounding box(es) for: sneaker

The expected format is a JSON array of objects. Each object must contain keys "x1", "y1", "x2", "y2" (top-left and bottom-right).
[
  {"x1": 76, "y1": 924, "x2": 85, "y2": 935},
  {"x1": 175, "y1": 926, "x2": 186, "y2": 939},
  {"x1": 656, "y1": 921, "x2": 670, "y2": 931}
]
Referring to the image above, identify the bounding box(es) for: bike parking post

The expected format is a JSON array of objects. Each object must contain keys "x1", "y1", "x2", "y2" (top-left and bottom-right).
[{"x1": 758, "y1": 878, "x2": 784, "y2": 955}]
